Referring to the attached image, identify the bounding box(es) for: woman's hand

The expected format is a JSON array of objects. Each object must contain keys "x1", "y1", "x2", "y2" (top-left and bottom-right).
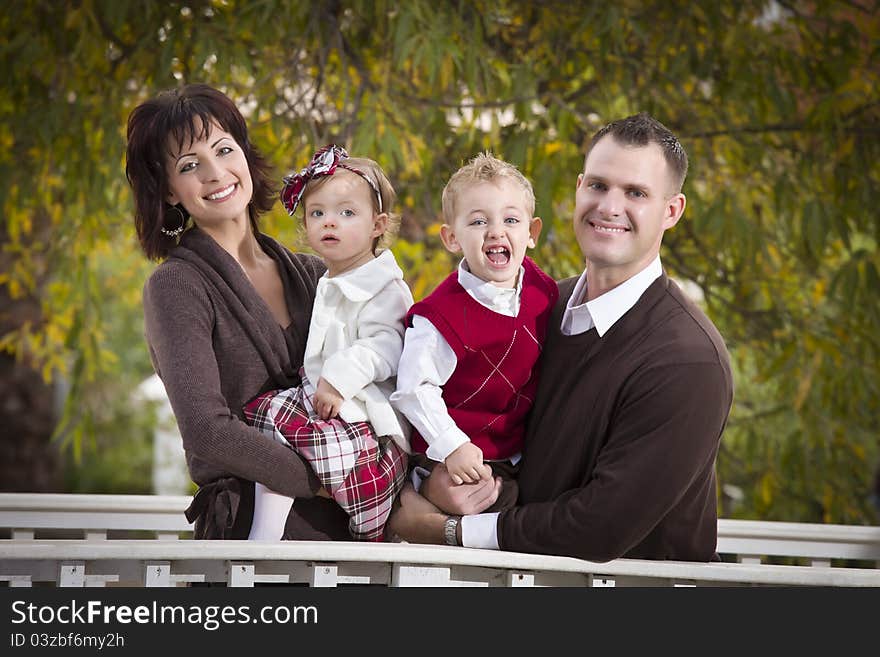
[{"x1": 314, "y1": 377, "x2": 344, "y2": 420}]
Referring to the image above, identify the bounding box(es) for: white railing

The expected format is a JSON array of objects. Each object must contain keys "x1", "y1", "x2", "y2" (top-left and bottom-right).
[
  {"x1": 1, "y1": 493, "x2": 878, "y2": 587},
  {"x1": 0, "y1": 493, "x2": 192, "y2": 542}
]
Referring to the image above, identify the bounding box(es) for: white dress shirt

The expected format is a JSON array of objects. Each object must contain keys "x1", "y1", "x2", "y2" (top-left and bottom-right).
[
  {"x1": 461, "y1": 256, "x2": 664, "y2": 549},
  {"x1": 390, "y1": 259, "x2": 524, "y2": 462}
]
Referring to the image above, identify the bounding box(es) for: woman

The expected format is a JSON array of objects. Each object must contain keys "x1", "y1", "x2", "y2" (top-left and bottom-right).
[{"x1": 125, "y1": 83, "x2": 350, "y2": 540}]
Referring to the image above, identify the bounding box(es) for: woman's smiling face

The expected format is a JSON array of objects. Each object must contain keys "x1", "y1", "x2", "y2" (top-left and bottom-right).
[{"x1": 165, "y1": 119, "x2": 254, "y2": 229}]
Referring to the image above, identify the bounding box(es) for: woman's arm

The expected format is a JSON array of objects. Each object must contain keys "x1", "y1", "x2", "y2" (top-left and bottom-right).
[{"x1": 143, "y1": 264, "x2": 322, "y2": 498}]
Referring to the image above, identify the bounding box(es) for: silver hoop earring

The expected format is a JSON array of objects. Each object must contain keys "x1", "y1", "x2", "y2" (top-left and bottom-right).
[{"x1": 161, "y1": 204, "x2": 187, "y2": 237}]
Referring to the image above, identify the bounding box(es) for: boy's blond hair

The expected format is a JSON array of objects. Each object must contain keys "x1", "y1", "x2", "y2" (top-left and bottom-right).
[
  {"x1": 301, "y1": 156, "x2": 400, "y2": 254},
  {"x1": 441, "y1": 152, "x2": 536, "y2": 223}
]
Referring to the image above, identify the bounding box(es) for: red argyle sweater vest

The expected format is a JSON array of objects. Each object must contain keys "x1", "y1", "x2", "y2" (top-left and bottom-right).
[{"x1": 407, "y1": 257, "x2": 558, "y2": 460}]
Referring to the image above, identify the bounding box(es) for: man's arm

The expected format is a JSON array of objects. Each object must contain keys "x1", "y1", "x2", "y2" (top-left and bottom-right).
[
  {"x1": 390, "y1": 360, "x2": 730, "y2": 557},
  {"x1": 498, "y1": 360, "x2": 732, "y2": 562},
  {"x1": 388, "y1": 484, "x2": 449, "y2": 544},
  {"x1": 388, "y1": 473, "x2": 502, "y2": 545}
]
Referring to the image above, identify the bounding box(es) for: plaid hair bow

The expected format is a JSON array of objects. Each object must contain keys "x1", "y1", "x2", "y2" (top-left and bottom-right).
[{"x1": 280, "y1": 144, "x2": 383, "y2": 216}]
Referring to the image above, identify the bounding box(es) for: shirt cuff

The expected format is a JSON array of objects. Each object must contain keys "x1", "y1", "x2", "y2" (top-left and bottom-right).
[
  {"x1": 425, "y1": 425, "x2": 471, "y2": 463},
  {"x1": 461, "y1": 513, "x2": 500, "y2": 549}
]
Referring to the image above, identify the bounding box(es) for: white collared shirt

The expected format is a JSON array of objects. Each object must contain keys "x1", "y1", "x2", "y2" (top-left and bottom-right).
[
  {"x1": 390, "y1": 259, "x2": 524, "y2": 463},
  {"x1": 560, "y1": 256, "x2": 663, "y2": 337},
  {"x1": 461, "y1": 256, "x2": 664, "y2": 549}
]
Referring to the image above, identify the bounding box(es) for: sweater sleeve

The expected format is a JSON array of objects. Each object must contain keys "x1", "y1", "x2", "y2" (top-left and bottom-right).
[
  {"x1": 143, "y1": 264, "x2": 321, "y2": 499},
  {"x1": 498, "y1": 359, "x2": 731, "y2": 562}
]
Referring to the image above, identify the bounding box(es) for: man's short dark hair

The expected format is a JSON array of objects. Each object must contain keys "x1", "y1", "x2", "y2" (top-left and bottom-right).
[{"x1": 587, "y1": 112, "x2": 688, "y2": 193}]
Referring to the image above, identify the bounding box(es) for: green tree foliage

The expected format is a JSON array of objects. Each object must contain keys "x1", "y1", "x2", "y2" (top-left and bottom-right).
[{"x1": 2, "y1": 1, "x2": 878, "y2": 522}]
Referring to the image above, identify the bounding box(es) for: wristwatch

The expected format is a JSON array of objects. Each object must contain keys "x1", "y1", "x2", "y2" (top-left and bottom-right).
[{"x1": 443, "y1": 515, "x2": 462, "y2": 546}]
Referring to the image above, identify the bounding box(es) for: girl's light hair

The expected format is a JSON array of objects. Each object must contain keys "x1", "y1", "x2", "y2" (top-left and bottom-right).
[
  {"x1": 300, "y1": 156, "x2": 399, "y2": 254},
  {"x1": 441, "y1": 152, "x2": 536, "y2": 223}
]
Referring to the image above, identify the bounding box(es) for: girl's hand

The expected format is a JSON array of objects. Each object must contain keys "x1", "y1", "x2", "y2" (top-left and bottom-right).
[
  {"x1": 314, "y1": 377, "x2": 344, "y2": 420},
  {"x1": 444, "y1": 442, "x2": 492, "y2": 485}
]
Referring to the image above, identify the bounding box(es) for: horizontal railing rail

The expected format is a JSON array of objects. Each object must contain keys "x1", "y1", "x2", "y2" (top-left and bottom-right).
[
  {"x1": 1, "y1": 493, "x2": 878, "y2": 587},
  {"x1": 716, "y1": 518, "x2": 880, "y2": 566},
  {"x1": 2, "y1": 539, "x2": 879, "y2": 588},
  {"x1": 0, "y1": 493, "x2": 193, "y2": 541}
]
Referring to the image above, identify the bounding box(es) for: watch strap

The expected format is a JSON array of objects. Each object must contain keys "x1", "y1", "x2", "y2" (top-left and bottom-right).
[{"x1": 444, "y1": 515, "x2": 461, "y2": 546}]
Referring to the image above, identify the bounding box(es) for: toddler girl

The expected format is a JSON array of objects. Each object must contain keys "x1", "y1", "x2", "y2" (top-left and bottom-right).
[{"x1": 244, "y1": 145, "x2": 413, "y2": 541}]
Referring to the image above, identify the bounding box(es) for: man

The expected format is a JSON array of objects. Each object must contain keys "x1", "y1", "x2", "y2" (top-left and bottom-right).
[{"x1": 389, "y1": 112, "x2": 733, "y2": 562}]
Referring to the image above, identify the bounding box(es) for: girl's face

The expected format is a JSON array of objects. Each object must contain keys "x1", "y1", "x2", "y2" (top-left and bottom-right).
[
  {"x1": 303, "y1": 170, "x2": 387, "y2": 277},
  {"x1": 165, "y1": 120, "x2": 253, "y2": 230}
]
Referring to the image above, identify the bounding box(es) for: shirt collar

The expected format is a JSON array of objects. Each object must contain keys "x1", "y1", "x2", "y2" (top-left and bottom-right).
[
  {"x1": 566, "y1": 256, "x2": 662, "y2": 337},
  {"x1": 456, "y1": 258, "x2": 523, "y2": 315},
  {"x1": 320, "y1": 249, "x2": 402, "y2": 302}
]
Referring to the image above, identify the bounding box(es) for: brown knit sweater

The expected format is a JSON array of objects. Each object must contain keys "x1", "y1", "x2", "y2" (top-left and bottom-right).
[
  {"x1": 143, "y1": 228, "x2": 351, "y2": 540},
  {"x1": 498, "y1": 273, "x2": 733, "y2": 562}
]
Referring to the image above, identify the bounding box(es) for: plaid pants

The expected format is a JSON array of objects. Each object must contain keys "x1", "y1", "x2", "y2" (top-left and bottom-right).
[{"x1": 243, "y1": 375, "x2": 406, "y2": 542}]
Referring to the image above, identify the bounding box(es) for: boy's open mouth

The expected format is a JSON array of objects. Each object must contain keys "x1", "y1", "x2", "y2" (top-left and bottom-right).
[{"x1": 486, "y1": 246, "x2": 510, "y2": 265}]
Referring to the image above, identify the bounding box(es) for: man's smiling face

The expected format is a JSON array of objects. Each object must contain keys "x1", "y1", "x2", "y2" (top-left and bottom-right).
[{"x1": 573, "y1": 136, "x2": 684, "y2": 290}]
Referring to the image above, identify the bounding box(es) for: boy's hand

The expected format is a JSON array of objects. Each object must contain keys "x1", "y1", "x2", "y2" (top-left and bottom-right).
[
  {"x1": 444, "y1": 442, "x2": 492, "y2": 484},
  {"x1": 314, "y1": 377, "x2": 344, "y2": 420}
]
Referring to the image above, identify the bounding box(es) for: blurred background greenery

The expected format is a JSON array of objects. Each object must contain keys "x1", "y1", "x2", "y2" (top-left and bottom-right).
[{"x1": 1, "y1": 0, "x2": 878, "y2": 524}]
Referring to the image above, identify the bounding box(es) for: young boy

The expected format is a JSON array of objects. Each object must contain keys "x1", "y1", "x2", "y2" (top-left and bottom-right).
[{"x1": 391, "y1": 152, "x2": 558, "y2": 514}]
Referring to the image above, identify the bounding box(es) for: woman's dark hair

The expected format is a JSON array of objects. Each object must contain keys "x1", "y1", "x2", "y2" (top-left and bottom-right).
[{"x1": 125, "y1": 84, "x2": 276, "y2": 260}]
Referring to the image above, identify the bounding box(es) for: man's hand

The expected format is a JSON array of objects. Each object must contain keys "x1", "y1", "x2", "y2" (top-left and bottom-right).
[
  {"x1": 314, "y1": 377, "x2": 344, "y2": 420},
  {"x1": 387, "y1": 483, "x2": 448, "y2": 544},
  {"x1": 423, "y1": 463, "x2": 501, "y2": 515},
  {"x1": 444, "y1": 442, "x2": 492, "y2": 484}
]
